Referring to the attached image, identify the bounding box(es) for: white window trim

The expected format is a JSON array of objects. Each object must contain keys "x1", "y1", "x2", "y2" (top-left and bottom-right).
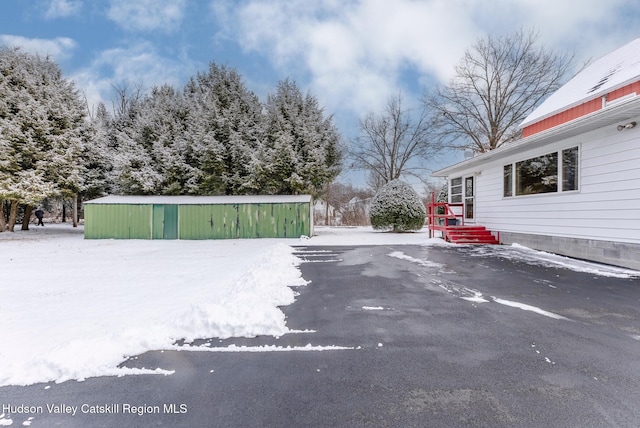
[{"x1": 503, "y1": 144, "x2": 581, "y2": 198}]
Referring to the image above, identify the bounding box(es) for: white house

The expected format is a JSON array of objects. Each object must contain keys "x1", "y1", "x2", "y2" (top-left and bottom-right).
[{"x1": 432, "y1": 38, "x2": 640, "y2": 270}]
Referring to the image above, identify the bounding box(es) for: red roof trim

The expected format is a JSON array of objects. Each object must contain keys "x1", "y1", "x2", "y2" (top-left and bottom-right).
[{"x1": 522, "y1": 80, "x2": 640, "y2": 138}]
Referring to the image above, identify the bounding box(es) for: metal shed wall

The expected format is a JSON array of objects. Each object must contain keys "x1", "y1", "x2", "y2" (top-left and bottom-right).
[
  {"x1": 178, "y1": 202, "x2": 311, "y2": 239},
  {"x1": 84, "y1": 204, "x2": 152, "y2": 239},
  {"x1": 84, "y1": 196, "x2": 312, "y2": 240}
]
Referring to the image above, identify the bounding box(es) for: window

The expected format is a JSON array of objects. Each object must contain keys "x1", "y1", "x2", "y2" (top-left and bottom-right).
[
  {"x1": 450, "y1": 177, "x2": 462, "y2": 203},
  {"x1": 516, "y1": 152, "x2": 558, "y2": 195},
  {"x1": 562, "y1": 147, "x2": 579, "y2": 191},
  {"x1": 465, "y1": 176, "x2": 474, "y2": 197},
  {"x1": 503, "y1": 164, "x2": 513, "y2": 197},
  {"x1": 503, "y1": 146, "x2": 579, "y2": 197},
  {"x1": 464, "y1": 177, "x2": 474, "y2": 219},
  {"x1": 465, "y1": 199, "x2": 474, "y2": 219}
]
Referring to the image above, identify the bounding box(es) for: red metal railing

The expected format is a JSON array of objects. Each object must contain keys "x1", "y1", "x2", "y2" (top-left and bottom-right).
[{"x1": 426, "y1": 192, "x2": 464, "y2": 239}]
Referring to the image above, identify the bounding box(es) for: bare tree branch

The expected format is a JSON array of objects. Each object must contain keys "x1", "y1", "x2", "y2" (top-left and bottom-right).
[
  {"x1": 426, "y1": 29, "x2": 575, "y2": 153},
  {"x1": 349, "y1": 94, "x2": 441, "y2": 187},
  {"x1": 110, "y1": 80, "x2": 145, "y2": 118}
]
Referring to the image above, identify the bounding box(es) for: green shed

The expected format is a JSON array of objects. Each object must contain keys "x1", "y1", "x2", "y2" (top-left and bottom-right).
[{"x1": 84, "y1": 195, "x2": 313, "y2": 239}]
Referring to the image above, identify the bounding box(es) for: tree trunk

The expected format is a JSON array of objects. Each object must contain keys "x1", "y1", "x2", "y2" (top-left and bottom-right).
[
  {"x1": 21, "y1": 205, "x2": 33, "y2": 231},
  {"x1": 72, "y1": 194, "x2": 78, "y2": 228},
  {"x1": 62, "y1": 202, "x2": 66, "y2": 223},
  {"x1": 0, "y1": 199, "x2": 5, "y2": 232},
  {"x1": 8, "y1": 201, "x2": 19, "y2": 232},
  {"x1": 325, "y1": 200, "x2": 329, "y2": 226}
]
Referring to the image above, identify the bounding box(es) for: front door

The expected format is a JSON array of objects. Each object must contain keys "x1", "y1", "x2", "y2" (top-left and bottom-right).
[{"x1": 464, "y1": 176, "x2": 474, "y2": 222}]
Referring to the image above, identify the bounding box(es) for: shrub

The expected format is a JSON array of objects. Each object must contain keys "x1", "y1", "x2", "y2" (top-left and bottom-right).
[{"x1": 369, "y1": 180, "x2": 426, "y2": 232}]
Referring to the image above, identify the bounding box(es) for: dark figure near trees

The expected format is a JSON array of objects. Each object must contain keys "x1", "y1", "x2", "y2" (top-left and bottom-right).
[{"x1": 34, "y1": 208, "x2": 44, "y2": 226}]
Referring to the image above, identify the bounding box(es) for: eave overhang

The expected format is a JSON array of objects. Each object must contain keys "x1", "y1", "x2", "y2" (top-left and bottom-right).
[{"x1": 432, "y1": 95, "x2": 640, "y2": 178}]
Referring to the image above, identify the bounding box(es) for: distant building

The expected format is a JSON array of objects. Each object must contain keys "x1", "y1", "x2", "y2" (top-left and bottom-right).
[
  {"x1": 314, "y1": 199, "x2": 342, "y2": 226},
  {"x1": 432, "y1": 38, "x2": 640, "y2": 269},
  {"x1": 342, "y1": 196, "x2": 371, "y2": 226},
  {"x1": 314, "y1": 196, "x2": 372, "y2": 226}
]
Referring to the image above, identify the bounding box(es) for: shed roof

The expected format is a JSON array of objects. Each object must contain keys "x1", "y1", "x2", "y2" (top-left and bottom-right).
[
  {"x1": 85, "y1": 195, "x2": 312, "y2": 205},
  {"x1": 521, "y1": 38, "x2": 640, "y2": 127}
]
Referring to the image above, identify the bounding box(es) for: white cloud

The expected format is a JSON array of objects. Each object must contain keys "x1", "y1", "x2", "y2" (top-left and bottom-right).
[
  {"x1": 44, "y1": 0, "x2": 82, "y2": 19},
  {"x1": 471, "y1": 0, "x2": 634, "y2": 61},
  {"x1": 229, "y1": 0, "x2": 480, "y2": 115},
  {"x1": 218, "y1": 0, "x2": 638, "y2": 119},
  {"x1": 107, "y1": 0, "x2": 186, "y2": 32},
  {"x1": 0, "y1": 35, "x2": 77, "y2": 61},
  {"x1": 71, "y1": 41, "x2": 198, "y2": 113}
]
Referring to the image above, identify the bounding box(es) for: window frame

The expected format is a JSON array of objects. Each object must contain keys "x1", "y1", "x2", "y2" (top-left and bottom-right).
[
  {"x1": 450, "y1": 177, "x2": 463, "y2": 203},
  {"x1": 562, "y1": 146, "x2": 579, "y2": 192},
  {"x1": 503, "y1": 145, "x2": 580, "y2": 198},
  {"x1": 503, "y1": 164, "x2": 513, "y2": 197},
  {"x1": 515, "y1": 152, "x2": 558, "y2": 196}
]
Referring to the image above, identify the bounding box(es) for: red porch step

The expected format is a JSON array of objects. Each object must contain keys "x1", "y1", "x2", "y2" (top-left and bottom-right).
[{"x1": 444, "y1": 225, "x2": 500, "y2": 245}]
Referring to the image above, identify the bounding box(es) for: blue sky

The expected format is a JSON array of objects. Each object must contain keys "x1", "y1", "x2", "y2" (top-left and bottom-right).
[{"x1": 2, "y1": 0, "x2": 640, "y2": 187}]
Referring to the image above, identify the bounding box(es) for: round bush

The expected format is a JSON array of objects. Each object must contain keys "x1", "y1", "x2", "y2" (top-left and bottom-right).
[{"x1": 369, "y1": 180, "x2": 426, "y2": 232}]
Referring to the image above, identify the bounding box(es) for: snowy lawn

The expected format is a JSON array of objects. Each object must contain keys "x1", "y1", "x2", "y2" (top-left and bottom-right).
[
  {"x1": 0, "y1": 225, "x2": 310, "y2": 387},
  {"x1": 1, "y1": 224, "x2": 637, "y2": 387}
]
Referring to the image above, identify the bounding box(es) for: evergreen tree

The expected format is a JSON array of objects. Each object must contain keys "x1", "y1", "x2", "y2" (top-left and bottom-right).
[
  {"x1": 83, "y1": 102, "x2": 115, "y2": 199},
  {"x1": 263, "y1": 78, "x2": 341, "y2": 196},
  {"x1": 370, "y1": 180, "x2": 426, "y2": 232},
  {"x1": 0, "y1": 47, "x2": 87, "y2": 230},
  {"x1": 185, "y1": 63, "x2": 264, "y2": 195},
  {"x1": 132, "y1": 85, "x2": 195, "y2": 195},
  {"x1": 109, "y1": 95, "x2": 164, "y2": 195}
]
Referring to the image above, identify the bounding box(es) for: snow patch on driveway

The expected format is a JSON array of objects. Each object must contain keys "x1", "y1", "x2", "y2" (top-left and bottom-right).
[
  {"x1": 387, "y1": 251, "x2": 443, "y2": 268},
  {"x1": 178, "y1": 344, "x2": 355, "y2": 352},
  {"x1": 461, "y1": 293, "x2": 489, "y2": 303},
  {"x1": 469, "y1": 244, "x2": 640, "y2": 279},
  {"x1": 491, "y1": 297, "x2": 570, "y2": 320}
]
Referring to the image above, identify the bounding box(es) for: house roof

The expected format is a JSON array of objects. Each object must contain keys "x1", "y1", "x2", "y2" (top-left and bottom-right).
[
  {"x1": 521, "y1": 38, "x2": 640, "y2": 128},
  {"x1": 85, "y1": 195, "x2": 313, "y2": 205}
]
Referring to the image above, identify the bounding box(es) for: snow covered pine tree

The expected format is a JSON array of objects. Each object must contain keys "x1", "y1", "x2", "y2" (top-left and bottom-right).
[
  {"x1": 0, "y1": 46, "x2": 88, "y2": 230},
  {"x1": 369, "y1": 180, "x2": 426, "y2": 232}
]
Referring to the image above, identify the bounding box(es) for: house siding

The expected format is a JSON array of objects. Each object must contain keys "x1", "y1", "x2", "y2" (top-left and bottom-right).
[{"x1": 453, "y1": 115, "x2": 640, "y2": 255}]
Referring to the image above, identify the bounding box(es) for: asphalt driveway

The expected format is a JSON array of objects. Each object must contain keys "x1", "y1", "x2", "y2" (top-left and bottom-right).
[{"x1": 1, "y1": 244, "x2": 639, "y2": 427}]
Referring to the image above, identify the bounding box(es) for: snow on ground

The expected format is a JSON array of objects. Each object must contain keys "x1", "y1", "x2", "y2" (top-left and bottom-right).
[
  {"x1": 490, "y1": 297, "x2": 569, "y2": 320},
  {"x1": 169, "y1": 344, "x2": 356, "y2": 353},
  {"x1": 467, "y1": 243, "x2": 640, "y2": 279},
  {"x1": 387, "y1": 250, "x2": 444, "y2": 268},
  {"x1": 1, "y1": 224, "x2": 638, "y2": 388},
  {"x1": 302, "y1": 226, "x2": 454, "y2": 246},
  {"x1": 0, "y1": 225, "x2": 307, "y2": 387}
]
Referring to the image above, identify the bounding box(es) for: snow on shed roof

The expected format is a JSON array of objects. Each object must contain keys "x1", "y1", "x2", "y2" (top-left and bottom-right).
[
  {"x1": 521, "y1": 38, "x2": 640, "y2": 127},
  {"x1": 85, "y1": 195, "x2": 312, "y2": 205}
]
